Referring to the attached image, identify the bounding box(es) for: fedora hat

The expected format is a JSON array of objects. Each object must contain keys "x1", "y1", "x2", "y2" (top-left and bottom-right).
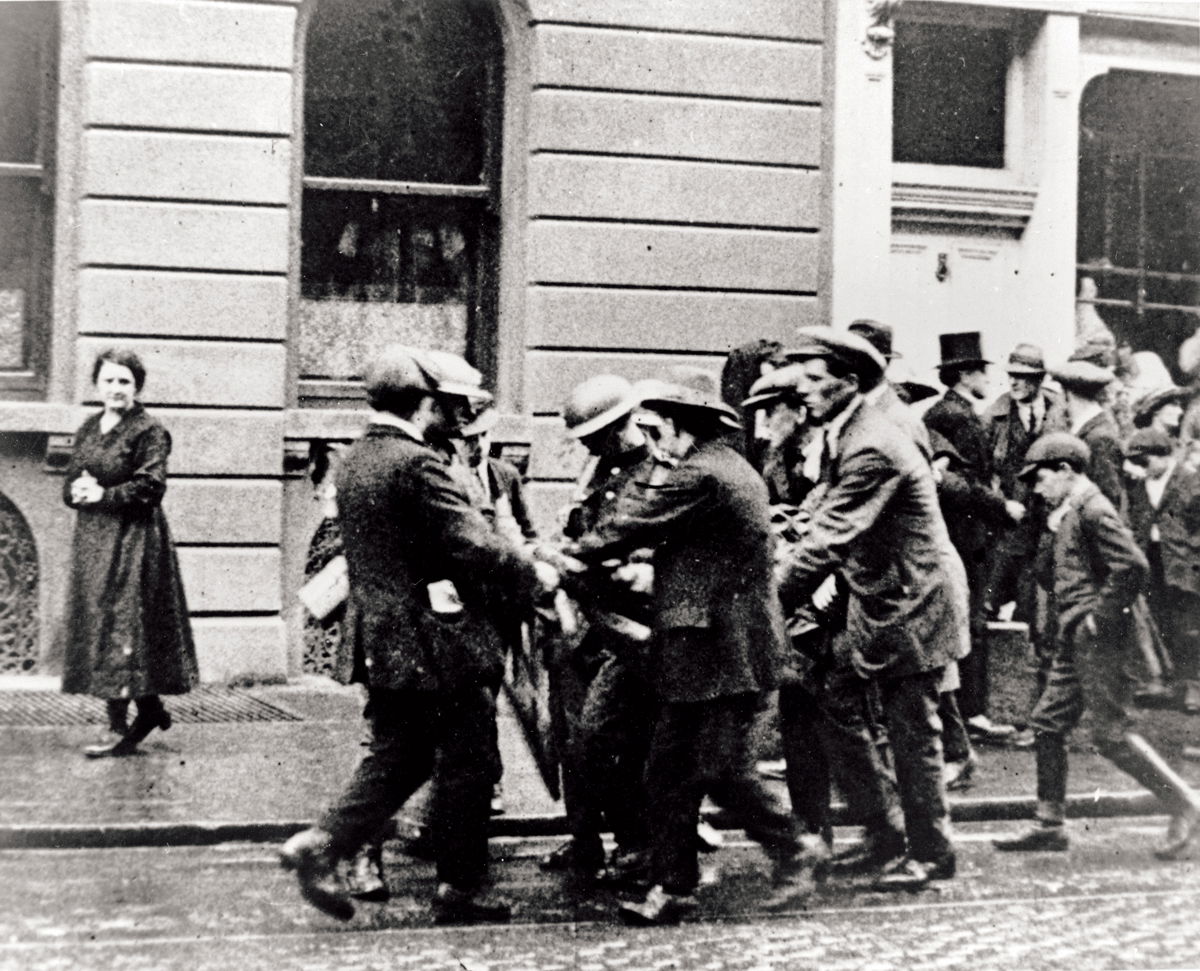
[
  {"x1": 937, "y1": 331, "x2": 990, "y2": 369},
  {"x1": 785, "y1": 328, "x2": 887, "y2": 389},
  {"x1": 1133, "y1": 386, "x2": 1190, "y2": 429},
  {"x1": 848, "y1": 319, "x2": 900, "y2": 361},
  {"x1": 641, "y1": 366, "x2": 741, "y2": 429},
  {"x1": 1005, "y1": 343, "x2": 1046, "y2": 375}
]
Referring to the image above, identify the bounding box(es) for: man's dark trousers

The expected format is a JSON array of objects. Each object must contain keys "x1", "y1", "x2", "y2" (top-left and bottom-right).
[
  {"x1": 320, "y1": 685, "x2": 495, "y2": 891},
  {"x1": 646, "y1": 692, "x2": 800, "y2": 895}
]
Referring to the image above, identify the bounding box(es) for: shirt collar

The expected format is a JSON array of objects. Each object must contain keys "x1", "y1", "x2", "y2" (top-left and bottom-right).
[
  {"x1": 1069, "y1": 401, "x2": 1104, "y2": 436},
  {"x1": 368, "y1": 411, "x2": 425, "y2": 442}
]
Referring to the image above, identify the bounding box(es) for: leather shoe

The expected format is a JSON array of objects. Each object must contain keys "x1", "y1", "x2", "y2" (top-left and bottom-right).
[
  {"x1": 596, "y1": 848, "x2": 651, "y2": 891},
  {"x1": 944, "y1": 754, "x2": 977, "y2": 792},
  {"x1": 830, "y1": 831, "x2": 906, "y2": 876},
  {"x1": 279, "y1": 828, "x2": 354, "y2": 921},
  {"x1": 431, "y1": 883, "x2": 512, "y2": 925},
  {"x1": 618, "y1": 885, "x2": 698, "y2": 926},
  {"x1": 1153, "y1": 803, "x2": 1200, "y2": 861},
  {"x1": 874, "y1": 853, "x2": 956, "y2": 892},
  {"x1": 538, "y1": 838, "x2": 603, "y2": 874},
  {"x1": 967, "y1": 714, "x2": 1016, "y2": 743},
  {"x1": 993, "y1": 823, "x2": 1069, "y2": 852},
  {"x1": 762, "y1": 835, "x2": 830, "y2": 912},
  {"x1": 346, "y1": 844, "x2": 389, "y2": 902}
]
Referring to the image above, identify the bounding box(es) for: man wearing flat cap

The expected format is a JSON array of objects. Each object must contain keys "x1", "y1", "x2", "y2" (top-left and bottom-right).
[
  {"x1": 848, "y1": 319, "x2": 933, "y2": 459},
  {"x1": 281, "y1": 345, "x2": 553, "y2": 925},
  {"x1": 571, "y1": 366, "x2": 823, "y2": 924},
  {"x1": 777, "y1": 329, "x2": 969, "y2": 891},
  {"x1": 1124, "y1": 428, "x2": 1200, "y2": 714},
  {"x1": 1052, "y1": 359, "x2": 1126, "y2": 511},
  {"x1": 995, "y1": 432, "x2": 1200, "y2": 860},
  {"x1": 1133, "y1": 386, "x2": 1190, "y2": 440}
]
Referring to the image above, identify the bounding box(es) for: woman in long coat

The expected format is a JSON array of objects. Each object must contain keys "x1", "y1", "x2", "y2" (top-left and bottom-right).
[{"x1": 60, "y1": 348, "x2": 197, "y2": 757}]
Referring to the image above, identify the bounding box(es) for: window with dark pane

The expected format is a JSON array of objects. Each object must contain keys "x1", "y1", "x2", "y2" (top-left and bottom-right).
[
  {"x1": 893, "y1": 21, "x2": 1008, "y2": 169},
  {"x1": 0, "y1": 1, "x2": 56, "y2": 392},
  {"x1": 301, "y1": 0, "x2": 502, "y2": 387}
]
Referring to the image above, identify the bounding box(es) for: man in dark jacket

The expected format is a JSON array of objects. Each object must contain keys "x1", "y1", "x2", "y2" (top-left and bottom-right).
[
  {"x1": 982, "y1": 343, "x2": 1068, "y2": 622},
  {"x1": 1053, "y1": 360, "x2": 1126, "y2": 511},
  {"x1": 573, "y1": 367, "x2": 821, "y2": 924},
  {"x1": 923, "y1": 331, "x2": 1013, "y2": 742},
  {"x1": 281, "y1": 345, "x2": 548, "y2": 924},
  {"x1": 1124, "y1": 429, "x2": 1200, "y2": 713},
  {"x1": 779, "y1": 329, "x2": 969, "y2": 891},
  {"x1": 995, "y1": 433, "x2": 1200, "y2": 859}
]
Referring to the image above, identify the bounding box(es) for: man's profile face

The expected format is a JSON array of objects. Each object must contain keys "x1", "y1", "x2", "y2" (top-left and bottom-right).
[
  {"x1": 961, "y1": 366, "x2": 990, "y2": 401},
  {"x1": 1152, "y1": 402, "x2": 1183, "y2": 435},
  {"x1": 798, "y1": 358, "x2": 857, "y2": 423},
  {"x1": 1008, "y1": 373, "x2": 1041, "y2": 404},
  {"x1": 1033, "y1": 465, "x2": 1073, "y2": 506}
]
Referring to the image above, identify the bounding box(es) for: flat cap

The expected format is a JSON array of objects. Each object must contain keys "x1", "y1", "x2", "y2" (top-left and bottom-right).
[
  {"x1": 1050, "y1": 360, "x2": 1115, "y2": 393},
  {"x1": 1132, "y1": 386, "x2": 1189, "y2": 429},
  {"x1": 785, "y1": 328, "x2": 887, "y2": 389},
  {"x1": 741, "y1": 363, "x2": 807, "y2": 410},
  {"x1": 1125, "y1": 428, "x2": 1175, "y2": 459},
  {"x1": 1018, "y1": 432, "x2": 1091, "y2": 481}
]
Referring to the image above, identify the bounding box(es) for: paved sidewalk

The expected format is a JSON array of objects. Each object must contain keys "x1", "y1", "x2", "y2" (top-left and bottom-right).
[{"x1": 0, "y1": 674, "x2": 1197, "y2": 848}]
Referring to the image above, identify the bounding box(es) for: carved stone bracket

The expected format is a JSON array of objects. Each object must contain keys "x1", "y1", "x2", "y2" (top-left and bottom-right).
[{"x1": 865, "y1": 0, "x2": 903, "y2": 59}]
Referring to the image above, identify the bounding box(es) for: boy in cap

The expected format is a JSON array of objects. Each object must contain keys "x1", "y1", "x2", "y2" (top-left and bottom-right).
[{"x1": 995, "y1": 432, "x2": 1200, "y2": 858}]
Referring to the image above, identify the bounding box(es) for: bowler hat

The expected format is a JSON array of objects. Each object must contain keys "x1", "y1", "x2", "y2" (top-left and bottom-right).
[
  {"x1": 563, "y1": 375, "x2": 638, "y2": 439},
  {"x1": 1051, "y1": 360, "x2": 1114, "y2": 393},
  {"x1": 641, "y1": 367, "x2": 741, "y2": 429},
  {"x1": 937, "y1": 331, "x2": 990, "y2": 369},
  {"x1": 848, "y1": 319, "x2": 900, "y2": 361},
  {"x1": 741, "y1": 364, "x2": 807, "y2": 410},
  {"x1": 1006, "y1": 343, "x2": 1046, "y2": 375},
  {"x1": 785, "y1": 328, "x2": 887, "y2": 389},
  {"x1": 1132, "y1": 386, "x2": 1189, "y2": 429},
  {"x1": 1125, "y1": 428, "x2": 1174, "y2": 460},
  {"x1": 1018, "y1": 432, "x2": 1091, "y2": 481}
]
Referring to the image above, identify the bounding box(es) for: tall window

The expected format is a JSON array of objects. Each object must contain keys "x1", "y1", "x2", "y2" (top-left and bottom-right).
[
  {"x1": 0, "y1": 2, "x2": 56, "y2": 398},
  {"x1": 300, "y1": 0, "x2": 503, "y2": 397},
  {"x1": 893, "y1": 20, "x2": 1008, "y2": 169}
]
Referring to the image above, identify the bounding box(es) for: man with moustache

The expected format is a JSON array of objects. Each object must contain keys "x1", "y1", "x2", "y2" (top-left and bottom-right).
[{"x1": 778, "y1": 329, "x2": 968, "y2": 891}]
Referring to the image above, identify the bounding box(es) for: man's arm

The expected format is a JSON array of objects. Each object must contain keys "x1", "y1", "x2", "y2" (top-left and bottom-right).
[
  {"x1": 1083, "y1": 498, "x2": 1148, "y2": 626},
  {"x1": 778, "y1": 447, "x2": 903, "y2": 609}
]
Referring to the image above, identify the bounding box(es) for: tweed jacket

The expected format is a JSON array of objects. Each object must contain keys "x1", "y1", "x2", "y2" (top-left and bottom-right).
[
  {"x1": 872, "y1": 382, "x2": 932, "y2": 461},
  {"x1": 1042, "y1": 480, "x2": 1147, "y2": 638},
  {"x1": 335, "y1": 422, "x2": 538, "y2": 693},
  {"x1": 1075, "y1": 410, "x2": 1126, "y2": 512},
  {"x1": 1126, "y1": 462, "x2": 1200, "y2": 598},
  {"x1": 779, "y1": 398, "x2": 968, "y2": 681},
  {"x1": 574, "y1": 438, "x2": 786, "y2": 704}
]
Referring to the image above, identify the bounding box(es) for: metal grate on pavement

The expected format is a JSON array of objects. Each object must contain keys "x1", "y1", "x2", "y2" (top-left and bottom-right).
[{"x1": 0, "y1": 687, "x2": 303, "y2": 725}]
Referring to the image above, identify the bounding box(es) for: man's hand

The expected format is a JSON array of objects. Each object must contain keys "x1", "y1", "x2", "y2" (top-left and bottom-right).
[
  {"x1": 612, "y1": 562, "x2": 654, "y2": 595},
  {"x1": 1005, "y1": 500, "x2": 1026, "y2": 523},
  {"x1": 534, "y1": 560, "x2": 561, "y2": 593},
  {"x1": 1081, "y1": 613, "x2": 1099, "y2": 639}
]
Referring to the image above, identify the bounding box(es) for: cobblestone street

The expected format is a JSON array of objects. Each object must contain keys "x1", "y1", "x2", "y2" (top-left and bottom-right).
[{"x1": 2, "y1": 820, "x2": 1198, "y2": 971}]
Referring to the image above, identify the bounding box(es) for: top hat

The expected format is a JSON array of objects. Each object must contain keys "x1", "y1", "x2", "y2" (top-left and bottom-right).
[
  {"x1": 1005, "y1": 343, "x2": 1046, "y2": 375},
  {"x1": 641, "y1": 367, "x2": 742, "y2": 429},
  {"x1": 937, "y1": 332, "x2": 990, "y2": 369},
  {"x1": 785, "y1": 328, "x2": 887, "y2": 389},
  {"x1": 848, "y1": 319, "x2": 900, "y2": 361}
]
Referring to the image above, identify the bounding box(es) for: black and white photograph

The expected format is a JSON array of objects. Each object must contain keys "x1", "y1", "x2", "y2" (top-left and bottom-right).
[{"x1": 0, "y1": 0, "x2": 1198, "y2": 967}]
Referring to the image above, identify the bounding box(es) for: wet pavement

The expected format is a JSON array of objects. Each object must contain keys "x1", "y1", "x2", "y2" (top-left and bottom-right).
[{"x1": 0, "y1": 820, "x2": 1197, "y2": 970}]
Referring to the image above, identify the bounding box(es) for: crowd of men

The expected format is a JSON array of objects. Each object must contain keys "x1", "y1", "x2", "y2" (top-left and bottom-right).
[{"x1": 280, "y1": 323, "x2": 1200, "y2": 926}]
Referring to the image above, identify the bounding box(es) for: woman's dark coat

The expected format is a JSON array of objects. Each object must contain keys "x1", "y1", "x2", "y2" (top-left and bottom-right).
[{"x1": 60, "y1": 404, "x2": 198, "y2": 698}]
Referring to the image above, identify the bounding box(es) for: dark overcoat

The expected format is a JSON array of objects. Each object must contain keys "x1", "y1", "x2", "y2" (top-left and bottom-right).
[
  {"x1": 1075, "y1": 411, "x2": 1126, "y2": 512},
  {"x1": 60, "y1": 405, "x2": 198, "y2": 698},
  {"x1": 779, "y1": 399, "x2": 968, "y2": 681},
  {"x1": 334, "y1": 422, "x2": 537, "y2": 694},
  {"x1": 574, "y1": 438, "x2": 787, "y2": 704},
  {"x1": 1126, "y1": 463, "x2": 1200, "y2": 598},
  {"x1": 923, "y1": 387, "x2": 995, "y2": 555}
]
